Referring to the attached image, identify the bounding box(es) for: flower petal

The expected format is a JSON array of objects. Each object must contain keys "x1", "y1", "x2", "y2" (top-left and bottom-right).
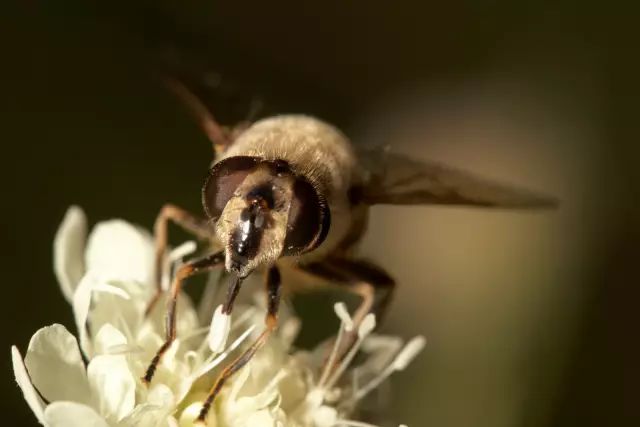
[
  {"x1": 44, "y1": 401, "x2": 109, "y2": 427},
  {"x1": 121, "y1": 384, "x2": 175, "y2": 427},
  {"x1": 223, "y1": 362, "x2": 281, "y2": 425},
  {"x1": 73, "y1": 275, "x2": 139, "y2": 355},
  {"x1": 85, "y1": 219, "x2": 154, "y2": 286},
  {"x1": 90, "y1": 280, "x2": 149, "y2": 348},
  {"x1": 243, "y1": 409, "x2": 278, "y2": 427},
  {"x1": 144, "y1": 290, "x2": 199, "y2": 345},
  {"x1": 23, "y1": 324, "x2": 92, "y2": 406},
  {"x1": 87, "y1": 355, "x2": 135, "y2": 421},
  {"x1": 93, "y1": 323, "x2": 128, "y2": 355},
  {"x1": 147, "y1": 383, "x2": 175, "y2": 408},
  {"x1": 54, "y1": 206, "x2": 87, "y2": 302},
  {"x1": 121, "y1": 405, "x2": 169, "y2": 427},
  {"x1": 72, "y1": 275, "x2": 98, "y2": 354},
  {"x1": 11, "y1": 346, "x2": 46, "y2": 425}
]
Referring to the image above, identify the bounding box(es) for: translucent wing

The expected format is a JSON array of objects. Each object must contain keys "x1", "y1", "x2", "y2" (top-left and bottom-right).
[{"x1": 359, "y1": 147, "x2": 558, "y2": 208}]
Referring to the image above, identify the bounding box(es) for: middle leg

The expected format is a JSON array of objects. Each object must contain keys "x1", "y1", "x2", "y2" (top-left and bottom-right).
[{"x1": 298, "y1": 257, "x2": 396, "y2": 364}]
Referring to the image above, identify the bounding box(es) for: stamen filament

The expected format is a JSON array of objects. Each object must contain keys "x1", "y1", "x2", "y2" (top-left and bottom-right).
[
  {"x1": 191, "y1": 324, "x2": 256, "y2": 380},
  {"x1": 352, "y1": 336, "x2": 426, "y2": 402},
  {"x1": 319, "y1": 303, "x2": 352, "y2": 387},
  {"x1": 326, "y1": 314, "x2": 376, "y2": 390}
]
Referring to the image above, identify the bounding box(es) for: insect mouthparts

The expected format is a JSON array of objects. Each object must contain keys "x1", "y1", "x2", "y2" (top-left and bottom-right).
[{"x1": 229, "y1": 202, "x2": 267, "y2": 272}]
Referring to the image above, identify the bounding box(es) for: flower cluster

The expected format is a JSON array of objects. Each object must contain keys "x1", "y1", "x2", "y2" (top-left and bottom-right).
[{"x1": 12, "y1": 206, "x2": 424, "y2": 427}]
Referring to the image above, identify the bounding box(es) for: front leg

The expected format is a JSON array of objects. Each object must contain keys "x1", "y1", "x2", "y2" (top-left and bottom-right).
[
  {"x1": 197, "y1": 266, "x2": 281, "y2": 423},
  {"x1": 143, "y1": 251, "x2": 224, "y2": 384},
  {"x1": 146, "y1": 204, "x2": 213, "y2": 314}
]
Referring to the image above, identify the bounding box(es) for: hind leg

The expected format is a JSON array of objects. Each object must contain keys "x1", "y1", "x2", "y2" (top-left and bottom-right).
[{"x1": 298, "y1": 257, "x2": 396, "y2": 364}]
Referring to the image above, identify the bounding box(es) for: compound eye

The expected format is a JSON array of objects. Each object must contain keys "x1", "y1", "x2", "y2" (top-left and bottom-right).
[
  {"x1": 202, "y1": 156, "x2": 260, "y2": 220},
  {"x1": 282, "y1": 178, "x2": 330, "y2": 256}
]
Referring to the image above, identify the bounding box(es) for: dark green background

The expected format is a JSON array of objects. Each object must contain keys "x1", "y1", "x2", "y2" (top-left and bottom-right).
[{"x1": 1, "y1": 1, "x2": 638, "y2": 426}]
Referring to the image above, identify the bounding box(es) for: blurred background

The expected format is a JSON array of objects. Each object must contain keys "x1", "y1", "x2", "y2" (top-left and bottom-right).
[{"x1": 1, "y1": 1, "x2": 638, "y2": 426}]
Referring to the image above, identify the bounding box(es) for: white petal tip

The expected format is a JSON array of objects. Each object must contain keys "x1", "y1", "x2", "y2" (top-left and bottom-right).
[
  {"x1": 392, "y1": 336, "x2": 426, "y2": 371},
  {"x1": 11, "y1": 346, "x2": 46, "y2": 424},
  {"x1": 208, "y1": 305, "x2": 231, "y2": 353},
  {"x1": 333, "y1": 302, "x2": 354, "y2": 332},
  {"x1": 357, "y1": 313, "x2": 377, "y2": 338},
  {"x1": 169, "y1": 241, "x2": 197, "y2": 262},
  {"x1": 54, "y1": 206, "x2": 88, "y2": 302},
  {"x1": 11, "y1": 346, "x2": 24, "y2": 377},
  {"x1": 63, "y1": 205, "x2": 85, "y2": 221},
  {"x1": 11, "y1": 345, "x2": 21, "y2": 361},
  {"x1": 93, "y1": 282, "x2": 130, "y2": 300}
]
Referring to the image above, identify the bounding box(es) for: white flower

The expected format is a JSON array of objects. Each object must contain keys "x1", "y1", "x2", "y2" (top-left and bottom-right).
[{"x1": 12, "y1": 206, "x2": 425, "y2": 427}]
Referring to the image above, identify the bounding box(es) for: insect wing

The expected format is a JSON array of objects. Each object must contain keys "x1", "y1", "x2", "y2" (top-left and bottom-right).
[{"x1": 359, "y1": 147, "x2": 558, "y2": 208}]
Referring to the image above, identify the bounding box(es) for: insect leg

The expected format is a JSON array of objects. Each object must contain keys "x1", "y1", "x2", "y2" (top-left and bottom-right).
[
  {"x1": 146, "y1": 204, "x2": 212, "y2": 315},
  {"x1": 197, "y1": 266, "x2": 281, "y2": 423},
  {"x1": 330, "y1": 258, "x2": 396, "y2": 326},
  {"x1": 143, "y1": 251, "x2": 224, "y2": 384},
  {"x1": 299, "y1": 258, "x2": 396, "y2": 360}
]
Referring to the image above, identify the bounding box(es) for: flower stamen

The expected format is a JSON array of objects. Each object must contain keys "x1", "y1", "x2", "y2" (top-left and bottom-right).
[
  {"x1": 318, "y1": 303, "x2": 353, "y2": 388},
  {"x1": 352, "y1": 336, "x2": 426, "y2": 402},
  {"x1": 326, "y1": 313, "x2": 377, "y2": 390}
]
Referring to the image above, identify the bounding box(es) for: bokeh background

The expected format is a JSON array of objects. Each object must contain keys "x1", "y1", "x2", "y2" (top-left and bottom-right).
[{"x1": 1, "y1": 1, "x2": 638, "y2": 426}]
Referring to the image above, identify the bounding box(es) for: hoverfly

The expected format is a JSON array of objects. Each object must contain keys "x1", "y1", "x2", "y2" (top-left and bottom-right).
[{"x1": 142, "y1": 79, "x2": 557, "y2": 423}]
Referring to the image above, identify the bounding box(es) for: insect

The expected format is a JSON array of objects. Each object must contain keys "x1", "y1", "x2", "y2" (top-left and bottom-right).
[{"x1": 142, "y1": 79, "x2": 557, "y2": 423}]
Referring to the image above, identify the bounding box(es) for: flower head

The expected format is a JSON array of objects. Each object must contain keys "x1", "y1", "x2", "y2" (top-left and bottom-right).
[{"x1": 12, "y1": 206, "x2": 424, "y2": 426}]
